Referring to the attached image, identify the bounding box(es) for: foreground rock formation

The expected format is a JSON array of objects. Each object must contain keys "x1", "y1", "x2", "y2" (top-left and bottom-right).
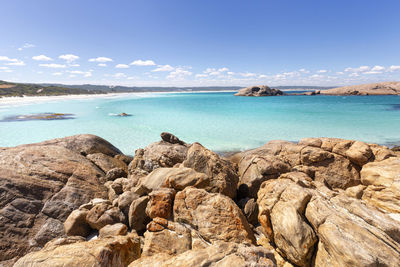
[
  {"x1": 320, "y1": 81, "x2": 400, "y2": 95},
  {"x1": 234, "y1": 85, "x2": 285, "y2": 96},
  {"x1": 3, "y1": 133, "x2": 400, "y2": 266}
]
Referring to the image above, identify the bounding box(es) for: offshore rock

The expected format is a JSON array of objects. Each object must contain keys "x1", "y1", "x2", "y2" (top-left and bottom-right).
[{"x1": 235, "y1": 85, "x2": 285, "y2": 96}]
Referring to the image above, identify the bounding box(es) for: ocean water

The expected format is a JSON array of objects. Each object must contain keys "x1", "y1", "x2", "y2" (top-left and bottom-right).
[{"x1": 1, "y1": 92, "x2": 400, "y2": 154}]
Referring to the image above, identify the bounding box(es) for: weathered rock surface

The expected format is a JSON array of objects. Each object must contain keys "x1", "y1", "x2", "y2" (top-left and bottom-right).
[
  {"x1": 361, "y1": 157, "x2": 400, "y2": 214},
  {"x1": 139, "y1": 166, "x2": 210, "y2": 192},
  {"x1": 0, "y1": 135, "x2": 118, "y2": 265},
  {"x1": 86, "y1": 202, "x2": 126, "y2": 230},
  {"x1": 14, "y1": 233, "x2": 140, "y2": 267},
  {"x1": 130, "y1": 241, "x2": 276, "y2": 267},
  {"x1": 64, "y1": 209, "x2": 91, "y2": 237},
  {"x1": 320, "y1": 81, "x2": 400, "y2": 95},
  {"x1": 99, "y1": 223, "x2": 128, "y2": 238},
  {"x1": 142, "y1": 220, "x2": 192, "y2": 256},
  {"x1": 258, "y1": 171, "x2": 400, "y2": 267},
  {"x1": 237, "y1": 138, "x2": 390, "y2": 198},
  {"x1": 128, "y1": 196, "x2": 150, "y2": 232},
  {"x1": 183, "y1": 143, "x2": 239, "y2": 198},
  {"x1": 173, "y1": 187, "x2": 256, "y2": 245},
  {"x1": 5, "y1": 134, "x2": 400, "y2": 267},
  {"x1": 129, "y1": 135, "x2": 188, "y2": 175},
  {"x1": 235, "y1": 85, "x2": 285, "y2": 96}
]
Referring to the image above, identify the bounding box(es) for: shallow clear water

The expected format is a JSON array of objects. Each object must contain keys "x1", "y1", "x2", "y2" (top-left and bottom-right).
[{"x1": 1, "y1": 92, "x2": 400, "y2": 154}]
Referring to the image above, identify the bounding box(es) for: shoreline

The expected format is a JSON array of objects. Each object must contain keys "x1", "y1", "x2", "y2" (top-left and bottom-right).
[{"x1": 0, "y1": 90, "x2": 238, "y2": 106}]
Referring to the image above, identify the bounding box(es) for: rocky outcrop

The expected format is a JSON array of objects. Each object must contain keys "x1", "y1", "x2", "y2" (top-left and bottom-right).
[
  {"x1": 237, "y1": 137, "x2": 395, "y2": 199},
  {"x1": 130, "y1": 241, "x2": 276, "y2": 267},
  {"x1": 235, "y1": 85, "x2": 285, "y2": 96},
  {"x1": 14, "y1": 233, "x2": 140, "y2": 267},
  {"x1": 0, "y1": 134, "x2": 127, "y2": 265},
  {"x1": 5, "y1": 133, "x2": 400, "y2": 267},
  {"x1": 320, "y1": 81, "x2": 400, "y2": 95}
]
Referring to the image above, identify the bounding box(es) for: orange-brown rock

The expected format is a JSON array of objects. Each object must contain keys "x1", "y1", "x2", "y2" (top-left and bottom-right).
[
  {"x1": 173, "y1": 187, "x2": 256, "y2": 245},
  {"x1": 14, "y1": 233, "x2": 140, "y2": 267},
  {"x1": 0, "y1": 135, "x2": 118, "y2": 265}
]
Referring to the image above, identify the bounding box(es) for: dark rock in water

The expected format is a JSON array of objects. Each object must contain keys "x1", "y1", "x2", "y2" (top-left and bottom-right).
[
  {"x1": 234, "y1": 85, "x2": 285, "y2": 96},
  {"x1": 160, "y1": 132, "x2": 186, "y2": 145},
  {"x1": 0, "y1": 113, "x2": 75, "y2": 122},
  {"x1": 118, "y1": 112, "x2": 132, "y2": 117},
  {"x1": 392, "y1": 146, "x2": 400, "y2": 151}
]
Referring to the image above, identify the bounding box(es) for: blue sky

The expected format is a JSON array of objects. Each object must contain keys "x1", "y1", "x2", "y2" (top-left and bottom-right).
[{"x1": 1, "y1": 0, "x2": 399, "y2": 86}]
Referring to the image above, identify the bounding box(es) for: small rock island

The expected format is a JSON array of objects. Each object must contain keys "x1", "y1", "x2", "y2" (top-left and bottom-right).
[{"x1": 234, "y1": 85, "x2": 285, "y2": 96}]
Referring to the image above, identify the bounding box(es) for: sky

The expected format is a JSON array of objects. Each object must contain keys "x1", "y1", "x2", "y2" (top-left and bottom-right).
[{"x1": 1, "y1": 0, "x2": 400, "y2": 87}]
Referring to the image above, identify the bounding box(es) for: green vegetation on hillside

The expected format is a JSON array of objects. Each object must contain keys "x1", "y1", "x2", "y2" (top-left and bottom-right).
[{"x1": 0, "y1": 80, "x2": 102, "y2": 97}]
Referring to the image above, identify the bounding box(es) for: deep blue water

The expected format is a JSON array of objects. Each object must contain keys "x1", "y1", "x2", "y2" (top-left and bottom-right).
[{"x1": 1, "y1": 92, "x2": 400, "y2": 154}]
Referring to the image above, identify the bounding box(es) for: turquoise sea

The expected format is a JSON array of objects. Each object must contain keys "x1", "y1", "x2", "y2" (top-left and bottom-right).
[{"x1": 1, "y1": 92, "x2": 400, "y2": 154}]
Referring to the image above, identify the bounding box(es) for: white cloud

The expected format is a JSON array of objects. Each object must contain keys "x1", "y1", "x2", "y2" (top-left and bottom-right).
[
  {"x1": 69, "y1": 64, "x2": 80, "y2": 67},
  {"x1": 6, "y1": 60, "x2": 25, "y2": 66},
  {"x1": 89, "y1": 57, "x2": 113, "y2": 63},
  {"x1": 18, "y1": 43, "x2": 35, "y2": 51},
  {"x1": 317, "y1": 70, "x2": 327, "y2": 73},
  {"x1": 115, "y1": 64, "x2": 129, "y2": 69},
  {"x1": 114, "y1": 73, "x2": 126, "y2": 78},
  {"x1": 218, "y1": 67, "x2": 229, "y2": 72},
  {"x1": 98, "y1": 63, "x2": 107, "y2": 67},
  {"x1": 336, "y1": 72, "x2": 344, "y2": 75},
  {"x1": 240, "y1": 72, "x2": 257, "y2": 77},
  {"x1": 52, "y1": 72, "x2": 63, "y2": 76},
  {"x1": 227, "y1": 71, "x2": 235, "y2": 75},
  {"x1": 388, "y1": 65, "x2": 400, "y2": 72},
  {"x1": 299, "y1": 68, "x2": 310, "y2": 74},
  {"x1": 130, "y1": 59, "x2": 156, "y2": 66},
  {"x1": 152, "y1": 64, "x2": 174, "y2": 72},
  {"x1": 0, "y1": 67, "x2": 8, "y2": 70},
  {"x1": 0, "y1": 56, "x2": 18, "y2": 62},
  {"x1": 345, "y1": 66, "x2": 370, "y2": 73},
  {"x1": 195, "y1": 74, "x2": 208, "y2": 78},
  {"x1": 310, "y1": 74, "x2": 323, "y2": 78},
  {"x1": 59, "y1": 54, "x2": 79, "y2": 63},
  {"x1": 364, "y1": 71, "x2": 382, "y2": 75},
  {"x1": 1, "y1": 69, "x2": 13, "y2": 73},
  {"x1": 39, "y1": 63, "x2": 66, "y2": 68},
  {"x1": 167, "y1": 67, "x2": 192, "y2": 79},
  {"x1": 32, "y1": 55, "x2": 52, "y2": 61},
  {"x1": 67, "y1": 70, "x2": 92, "y2": 77},
  {"x1": 371, "y1": 65, "x2": 385, "y2": 71},
  {"x1": 259, "y1": 74, "x2": 268, "y2": 78}
]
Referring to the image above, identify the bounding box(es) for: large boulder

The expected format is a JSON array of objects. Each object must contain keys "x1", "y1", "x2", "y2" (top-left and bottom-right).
[
  {"x1": 14, "y1": 233, "x2": 140, "y2": 267},
  {"x1": 234, "y1": 85, "x2": 285, "y2": 97},
  {"x1": 257, "y1": 171, "x2": 400, "y2": 267},
  {"x1": 0, "y1": 135, "x2": 118, "y2": 265},
  {"x1": 128, "y1": 134, "x2": 189, "y2": 175},
  {"x1": 173, "y1": 187, "x2": 256, "y2": 245},
  {"x1": 238, "y1": 139, "x2": 363, "y2": 198},
  {"x1": 360, "y1": 157, "x2": 400, "y2": 215},
  {"x1": 130, "y1": 241, "x2": 276, "y2": 267},
  {"x1": 183, "y1": 143, "x2": 239, "y2": 198}
]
